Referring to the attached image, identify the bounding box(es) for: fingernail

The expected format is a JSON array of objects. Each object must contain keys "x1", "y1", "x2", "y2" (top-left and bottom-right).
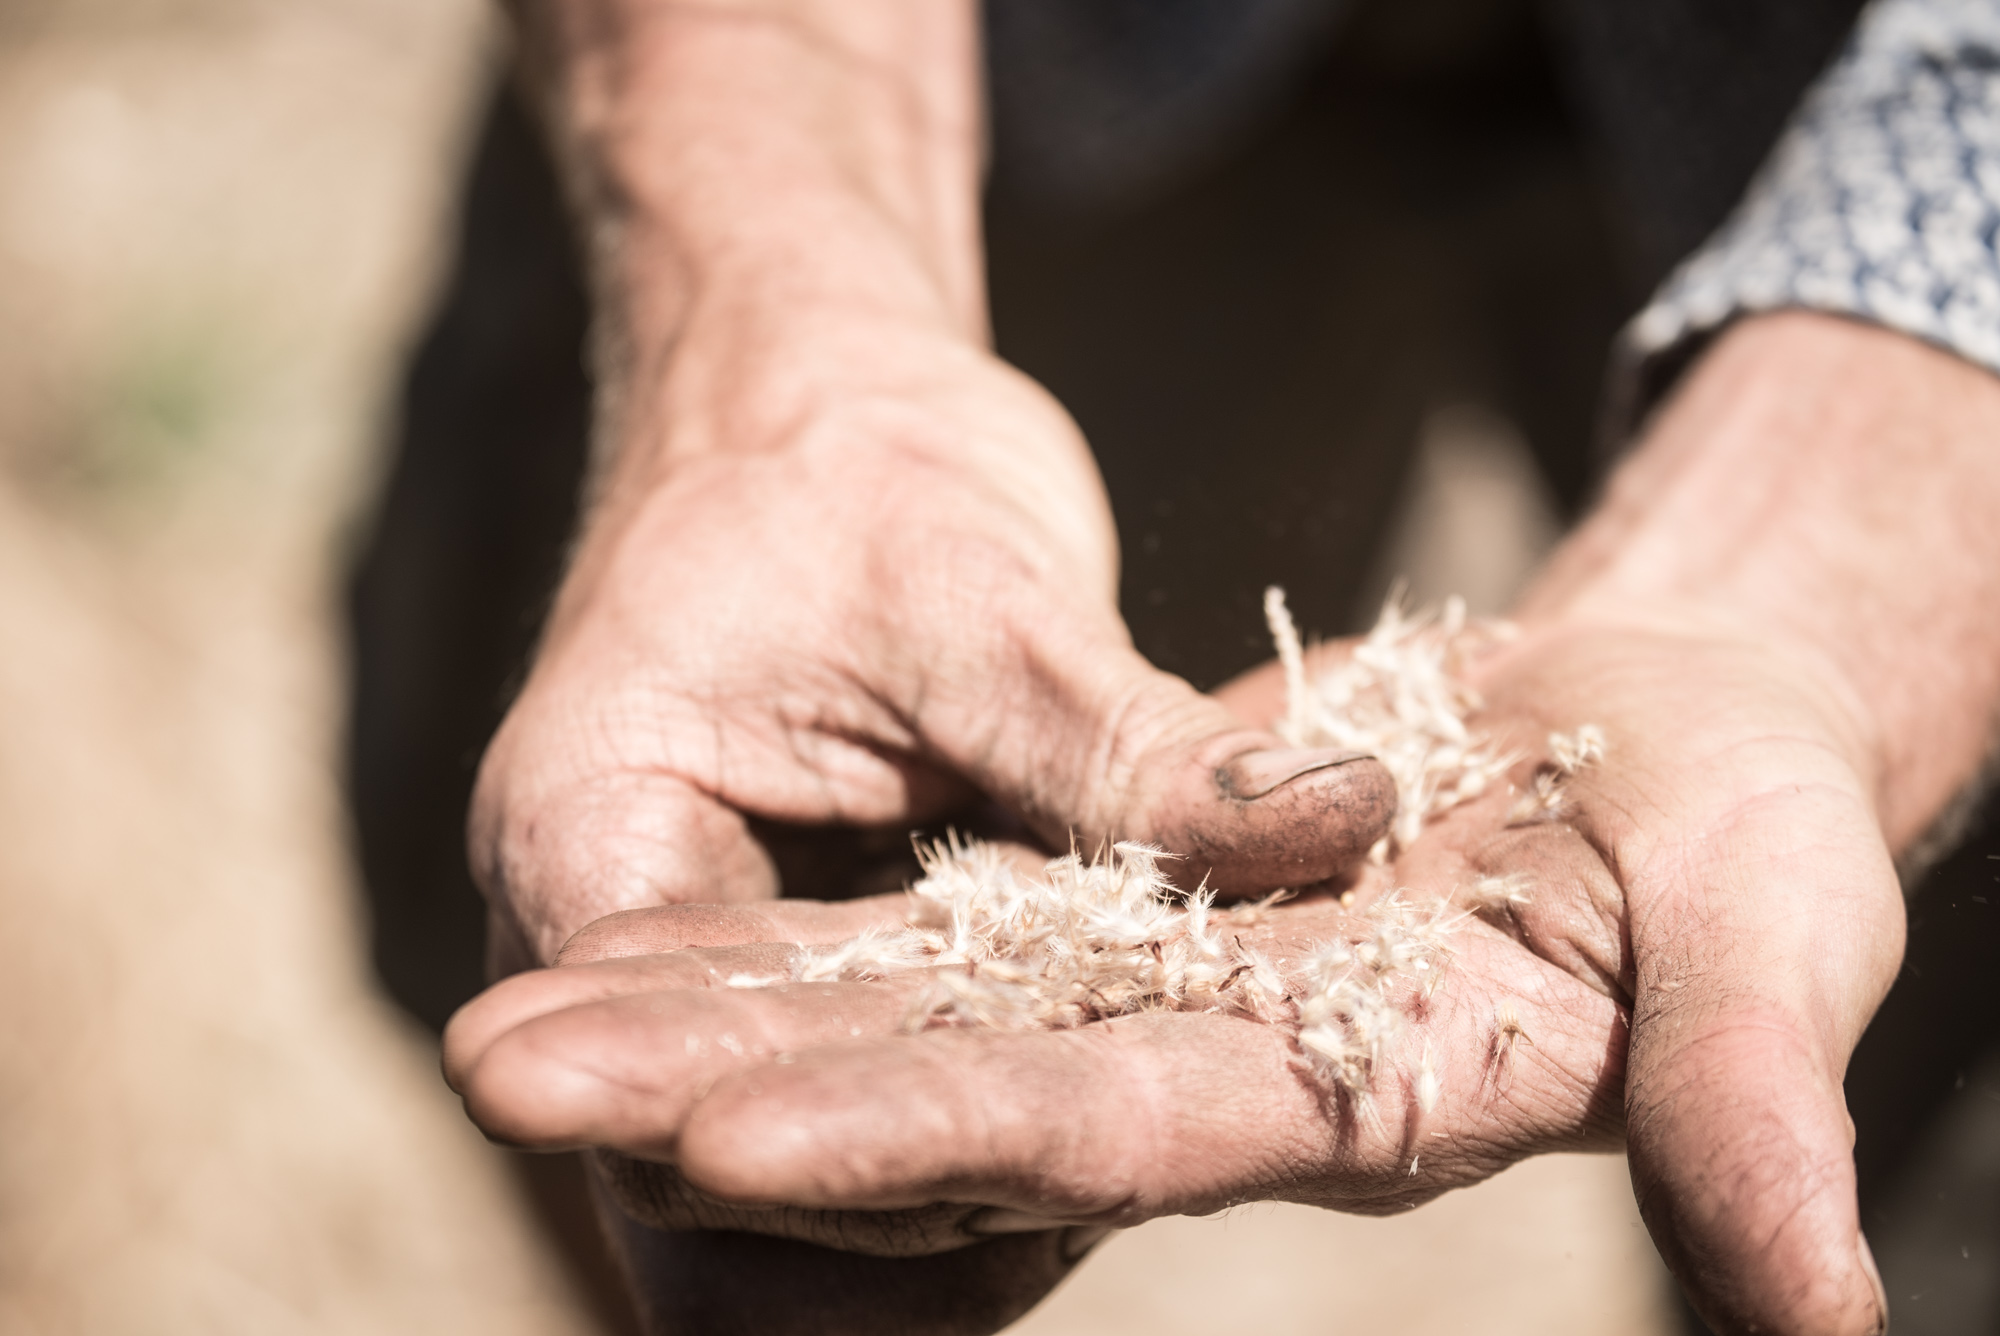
[
  {"x1": 1219, "y1": 747, "x2": 1372, "y2": 800},
  {"x1": 1061, "y1": 1224, "x2": 1117, "y2": 1261},
  {"x1": 964, "y1": 1207, "x2": 1071, "y2": 1236},
  {"x1": 1856, "y1": 1231, "x2": 1889, "y2": 1334}
]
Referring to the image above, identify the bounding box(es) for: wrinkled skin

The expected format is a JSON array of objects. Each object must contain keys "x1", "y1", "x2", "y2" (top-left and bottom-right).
[
  {"x1": 450, "y1": 611, "x2": 1903, "y2": 1335},
  {"x1": 459, "y1": 245, "x2": 1403, "y2": 1336},
  {"x1": 467, "y1": 319, "x2": 1397, "y2": 974},
  {"x1": 475, "y1": 0, "x2": 2000, "y2": 1314},
  {"x1": 455, "y1": 306, "x2": 2000, "y2": 1335}
]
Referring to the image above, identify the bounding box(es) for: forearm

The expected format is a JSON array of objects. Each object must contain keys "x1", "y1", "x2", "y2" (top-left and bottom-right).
[
  {"x1": 502, "y1": 1, "x2": 1116, "y2": 624},
  {"x1": 1523, "y1": 310, "x2": 2000, "y2": 852},
  {"x1": 508, "y1": 0, "x2": 987, "y2": 402}
]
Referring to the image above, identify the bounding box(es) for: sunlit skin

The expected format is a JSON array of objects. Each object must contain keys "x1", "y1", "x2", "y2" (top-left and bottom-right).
[
  {"x1": 471, "y1": 1, "x2": 2000, "y2": 1330},
  {"x1": 452, "y1": 580, "x2": 1903, "y2": 1333}
]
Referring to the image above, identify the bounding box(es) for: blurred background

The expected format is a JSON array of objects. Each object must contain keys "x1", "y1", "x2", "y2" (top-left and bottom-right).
[{"x1": 1, "y1": 0, "x2": 1995, "y2": 1333}]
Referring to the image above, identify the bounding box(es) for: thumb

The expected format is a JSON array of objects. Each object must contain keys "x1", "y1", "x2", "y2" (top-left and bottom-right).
[
  {"x1": 1623, "y1": 797, "x2": 1901, "y2": 1336},
  {"x1": 921, "y1": 616, "x2": 1396, "y2": 895}
]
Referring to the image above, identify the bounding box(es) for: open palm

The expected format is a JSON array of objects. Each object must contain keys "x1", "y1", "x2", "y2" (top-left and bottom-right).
[{"x1": 448, "y1": 614, "x2": 1900, "y2": 1336}]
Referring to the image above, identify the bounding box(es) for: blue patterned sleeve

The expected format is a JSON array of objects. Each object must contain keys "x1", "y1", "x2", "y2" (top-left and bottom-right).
[{"x1": 1623, "y1": 0, "x2": 2000, "y2": 411}]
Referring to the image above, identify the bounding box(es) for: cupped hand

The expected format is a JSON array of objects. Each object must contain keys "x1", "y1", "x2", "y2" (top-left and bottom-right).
[
  {"x1": 461, "y1": 314, "x2": 1394, "y2": 1334},
  {"x1": 451, "y1": 614, "x2": 1902, "y2": 1336},
  {"x1": 447, "y1": 850, "x2": 1629, "y2": 1242},
  {"x1": 1464, "y1": 620, "x2": 1901, "y2": 1336},
  {"x1": 1252, "y1": 613, "x2": 1901, "y2": 1334},
  {"x1": 469, "y1": 314, "x2": 1395, "y2": 970}
]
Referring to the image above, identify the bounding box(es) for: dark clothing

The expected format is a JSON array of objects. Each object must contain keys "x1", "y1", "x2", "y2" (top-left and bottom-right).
[{"x1": 986, "y1": 0, "x2": 2000, "y2": 410}]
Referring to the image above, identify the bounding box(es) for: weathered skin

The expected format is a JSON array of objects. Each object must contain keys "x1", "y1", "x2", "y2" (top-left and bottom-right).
[
  {"x1": 471, "y1": 0, "x2": 2000, "y2": 1315},
  {"x1": 456, "y1": 600, "x2": 1900, "y2": 1333}
]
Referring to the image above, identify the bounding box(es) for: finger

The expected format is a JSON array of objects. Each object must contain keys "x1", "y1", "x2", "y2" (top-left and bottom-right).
[
  {"x1": 592, "y1": 1150, "x2": 1005, "y2": 1257},
  {"x1": 442, "y1": 941, "x2": 807, "y2": 1088},
  {"x1": 1620, "y1": 795, "x2": 1901, "y2": 1335},
  {"x1": 456, "y1": 979, "x2": 925, "y2": 1155},
  {"x1": 555, "y1": 894, "x2": 914, "y2": 965},
  {"x1": 922, "y1": 619, "x2": 1396, "y2": 896},
  {"x1": 672, "y1": 967, "x2": 1623, "y2": 1224},
  {"x1": 449, "y1": 897, "x2": 917, "y2": 1094},
  {"x1": 678, "y1": 1013, "x2": 1317, "y2": 1223}
]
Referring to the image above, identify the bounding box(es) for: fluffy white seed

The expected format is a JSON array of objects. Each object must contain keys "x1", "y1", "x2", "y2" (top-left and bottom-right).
[
  {"x1": 1462, "y1": 873, "x2": 1533, "y2": 914},
  {"x1": 1415, "y1": 1041, "x2": 1441, "y2": 1114},
  {"x1": 731, "y1": 592, "x2": 1597, "y2": 1121},
  {"x1": 1263, "y1": 588, "x2": 1514, "y2": 855}
]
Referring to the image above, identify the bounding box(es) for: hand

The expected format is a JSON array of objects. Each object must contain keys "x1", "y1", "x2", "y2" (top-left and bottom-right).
[
  {"x1": 451, "y1": 613, "x2": 1900, "y2": 1334},
  {"x1": 460, "y1": 883, "x2": 1131, "y2": 1335},
  {"x1": 513, "y1": 308, "x2": 2000, "y2": 1336},
  {"x1": 1301, "y1": 616, "x2": 1905, "y2": 1335},
  {"x1": 485, "y1": 4, "x2": 1398, "y2": 1328},
  {"x1": 470, "y1": 308, "x2": 1396, "y2": 968},
  {"x1": 479, "y1": 7, "x2": 1406, "y2": 1328},
  {"x1": 473, "y1": 0, "x2": 1398, "y2": 971},
  {"x1": 445, "y1": 796, "x2": 1629, "y2": 1221}
]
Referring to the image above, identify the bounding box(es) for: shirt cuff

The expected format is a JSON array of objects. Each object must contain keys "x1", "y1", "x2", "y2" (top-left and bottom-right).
[{"x1": 1616, "y1": 0, "x2": 2000, "y2": 430}]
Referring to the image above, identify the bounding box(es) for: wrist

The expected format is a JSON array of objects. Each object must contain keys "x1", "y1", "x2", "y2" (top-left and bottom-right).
[
  {"x1": 560, "y1": 310, "x2": 1121, "y2": 635},
  {"x1": 520, "y1": 0, "x2": 985, "y2": 348},
  {"x1": 598, "y1": 304, "x2": 1102, "y2": 514},
  {"x1": 1521, "y1": 312, "x2": 2000, "y2": 849}
]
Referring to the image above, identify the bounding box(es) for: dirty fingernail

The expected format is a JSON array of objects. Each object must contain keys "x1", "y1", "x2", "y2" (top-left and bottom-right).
[
  {"x1": 1060, "y1": 1224, "x2": 1117, "y2": 1261},
  {"x1": 1219, "y1": 747, "x2": 1372, "y2": 800},
  {"x1": 964, "y1": 1207, "x2": 1071, "y2": 1236}
]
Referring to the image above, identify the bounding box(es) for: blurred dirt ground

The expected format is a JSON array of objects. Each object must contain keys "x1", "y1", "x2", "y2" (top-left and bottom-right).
[
  {"x1": 0, "y1": 2, "x2": 1683, "y2": 1333},
  {"x1": 1014, "y1": 1156, "x2": 1670, "y2": 1336},
  {"x1": 0, "y1": 3, "x2": 606, "y2": 1333}
]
